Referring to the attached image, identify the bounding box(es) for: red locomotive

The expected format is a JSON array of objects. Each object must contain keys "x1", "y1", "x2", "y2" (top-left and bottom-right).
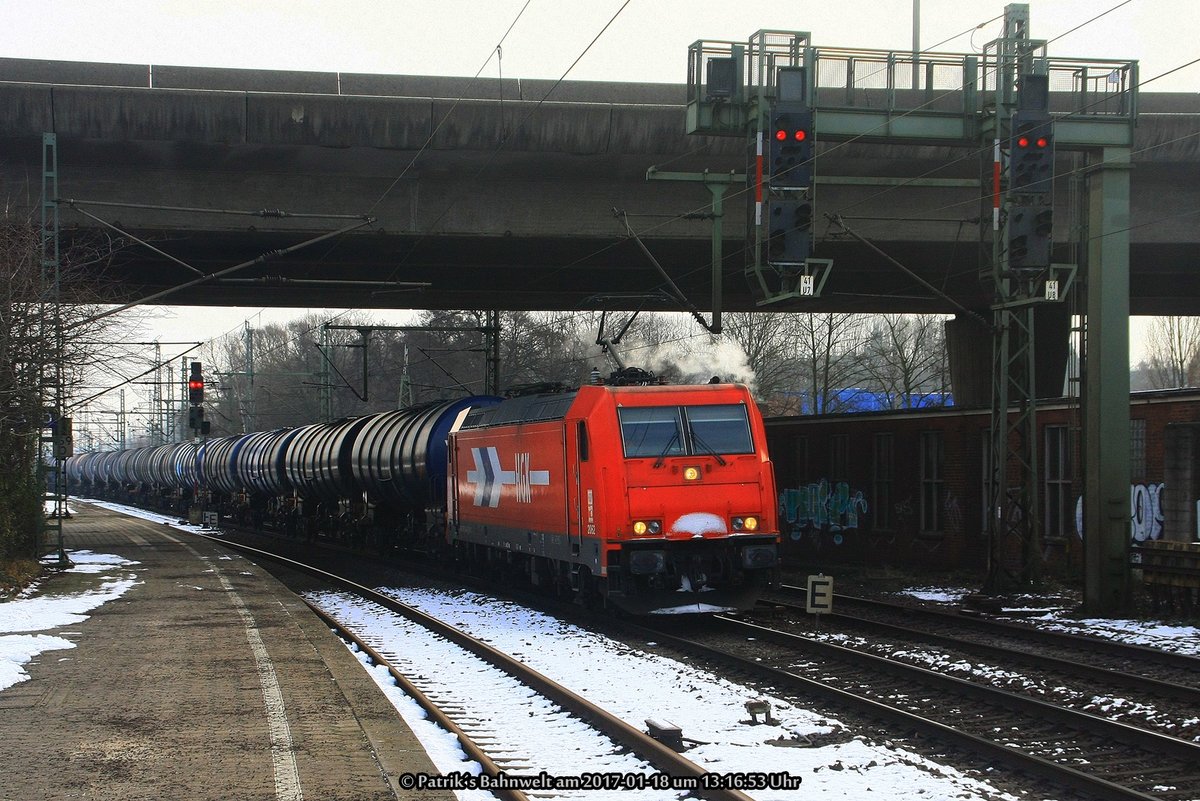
[
  {"x1": 448, "y1": 382, "x2": 780, "y2": 614},
  {"x1": 66, "y1": 374, "x2": 780, "y2": 615}
]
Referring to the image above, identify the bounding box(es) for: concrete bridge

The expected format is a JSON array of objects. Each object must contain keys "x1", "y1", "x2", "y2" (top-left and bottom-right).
[{"x1": 0, "y1": 56, "x2": 1197, "y2": 317}]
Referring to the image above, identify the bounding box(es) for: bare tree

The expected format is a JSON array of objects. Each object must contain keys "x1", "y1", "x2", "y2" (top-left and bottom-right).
[
  {"x1": 793, "y1": 312, "x2": 868, "y2": 414},
  {"x1": 498, "y1": 310, "x2": 596, "y2": 390},
  {"x1": 1143, "y1": 316, "x2": 1200, "y2": 389},
  {"x1": 859, "y1": 314, "x2": 950, "y2": 408},
  {"x1": 720, "y1": 311, "x2": 802, "y2": 406},
  {"x1": 1, "y1": 215, "x2": 128, "y2": 558}
]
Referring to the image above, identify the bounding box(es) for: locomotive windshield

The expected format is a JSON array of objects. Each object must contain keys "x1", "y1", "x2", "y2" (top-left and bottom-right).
[
  {"x1": 619, "y1": 407, "x2": 685, "y2": 458},
  {"x1": 619, "y1": 404, "x2": 753, "y2": 458}
]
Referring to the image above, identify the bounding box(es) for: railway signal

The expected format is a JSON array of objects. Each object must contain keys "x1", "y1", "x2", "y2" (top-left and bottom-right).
[
  {"x1": 767, "y1": 197, "x2": 813, "y2": 265},
  {"x1": 768, "y1": 109, "x2": 813, "y2": 189},
  {"x1": 1006, "y1": 205, "x2": 1052, "y2": 269},
  {"x1": 1005, "y1": 74, "x2": 1054, "y2": 271},
  {"x1": 187, "y1": 361, "x2": 208, "y2": 435},
  {"x1": 1010, "y1": 114, "x2": 1054, "y2": 195},
  {"x1": 188, "y1": 361, "x2": 205, "y2": 405},
  {"x1": 765, "y1": 67, "x2": 816, "y2": 271}
]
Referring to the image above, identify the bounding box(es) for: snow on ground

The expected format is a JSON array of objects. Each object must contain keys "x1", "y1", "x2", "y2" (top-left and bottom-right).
[
  {"x1": 346, "y1": 649, "x2": 497, "y2": 801},
  {"x1": 896, "y1": 586, "x2": 1200, "y2": 656},
  {"x1": 316, "y1": 586, "x2": 1022, "y2": 801},
  {"x1": 80, "y1": 498, "x2": 211, "y2": 534},
  {"x1": 0, "y1": 550, "x2": 140, "y2": 693},
  {"x1": 78, "y1": 496, "x2": 1200, "y2": 658},
  {"x1": 1016, "y1": 612, "x2": 1200, "y2": 656},
  {"x1": 318, "y1": 592, "x2": 680, "y2": 800},
  {"x1": 34, "y1": 500, "x2": 1198, "y2": 800}
]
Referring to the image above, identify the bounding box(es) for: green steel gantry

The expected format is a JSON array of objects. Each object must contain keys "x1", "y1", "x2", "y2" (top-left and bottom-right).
[
  {"x1": 678, "y1": 3, "x2": 1136, "y2": 612},
  {"x1": 39, "y1": 133, "x2": 71, "y2": 567}
]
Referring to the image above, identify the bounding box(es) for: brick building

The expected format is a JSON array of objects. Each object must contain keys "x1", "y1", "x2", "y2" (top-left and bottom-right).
[{"x1": 764, "y1": 389, "x2": 1200, "y2": 575}]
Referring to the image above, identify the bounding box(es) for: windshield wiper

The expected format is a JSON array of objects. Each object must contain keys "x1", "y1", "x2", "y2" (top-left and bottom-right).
[
  {"x1": 652, "y1": 430, "x2": 680, "y2": 468},
  {"x1": 688, "y1": 429, "x2": 728, "y2": 466}
]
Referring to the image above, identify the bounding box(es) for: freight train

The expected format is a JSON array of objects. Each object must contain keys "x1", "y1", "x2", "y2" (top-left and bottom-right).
[{"x1": 66, "y1": 377, "x2": 780, "y2": 614}]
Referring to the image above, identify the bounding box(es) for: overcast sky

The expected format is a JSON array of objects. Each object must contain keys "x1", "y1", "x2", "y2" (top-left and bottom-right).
[
  {"x1": 3, "y1": 1, "x2": 1189, "y2": 88},
  {"x1": 2, "y1": 0, "x2": 1187, "y2": 369}
]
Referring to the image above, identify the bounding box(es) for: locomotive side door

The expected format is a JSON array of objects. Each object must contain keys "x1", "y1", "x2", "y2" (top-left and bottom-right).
[
  {"x1": 446, "y1": 431, "x2": 460, "y2": 540},
  {"x1": 567, "y1": 419, "x2": 588, "y2": 556}
]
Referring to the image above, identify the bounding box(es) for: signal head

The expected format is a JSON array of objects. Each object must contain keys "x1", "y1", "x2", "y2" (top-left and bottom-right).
[{"x1": 188, "y1": 361, "x2": 205, "y2": 405}]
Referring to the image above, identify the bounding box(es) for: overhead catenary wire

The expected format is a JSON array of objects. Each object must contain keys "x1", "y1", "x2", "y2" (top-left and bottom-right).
[
  {"x1": 70, "y1": 342, "x2": 205, "y2": 410},
  {"x1": 610, "y1": 47, "x2": 1200, "y2": 309},
  {"x1": 842, "y1": 108, "x2": 1200, "y2": 240},
  {"x1": 382, "y1": 0, "x2": 634, "y2": 283},
  {"x1": 510, "y1": 3, "x2": 1144, "y2": 304},
  {"x1": 75, "y1": 4, "x2": 1041, "y2": 395},
  {"x1": 236, "y1": 1, "x2": 636, "y2": 375},
  {"x1": 81, "y1": 217, "x2": 375, "y2": 325},
  {"x1": 217, "y1": 61, "x2": 1197, "y2": 406},
  {"x1": 365, "y1": 0, "x2": 534, "y2": 216},
  {"x1": 78, "y1": 2, "x2": 1181, "y2": 409},
  {"x1": 829, "y1": 55, "x2": 1200, "y2": 226},
  {"x1": 60, "y1": 3, "x2": 539, "y2": 409}
]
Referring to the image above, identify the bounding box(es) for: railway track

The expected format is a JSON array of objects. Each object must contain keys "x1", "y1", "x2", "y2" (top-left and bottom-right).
[
  {"x1": 754, "y1": 587, "x2": 1200, "y2": 740},
  {"x1": 629, "y1": 610, "x2": 1200, "y2": 801},
  {"x1": 195, "y1": 531, "x2": 759, "y2": 801},
  {"x1": 794, "y1": 587, "x2": 1200, "y2": 674},
  {"x1": 87, "y1": 501, "x2": 1200, "y2": 799}
]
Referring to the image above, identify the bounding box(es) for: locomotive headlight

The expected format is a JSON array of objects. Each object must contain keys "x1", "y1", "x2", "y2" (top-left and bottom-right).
[
  {"x1": 633, "y1": 520, "x2": 648, "y2": 535},
  {"x1": 732, "y1": 516, "x2": 760, "y2": 532},
  {"x1": 683, "y1": 466, "x2": 701, "y2": 481},
  {"x1": 632, "y1": 520, "x2": 662, "y2": 536}
]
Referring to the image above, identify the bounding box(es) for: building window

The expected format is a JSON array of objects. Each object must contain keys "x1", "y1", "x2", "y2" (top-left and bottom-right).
[
  {"x1": 873, "y1": 433, "x2": 893, "y2": 530},
  {"x1": 920, "y1": 431, "x2": 945, "y2": 533},
  {"x1": 831, "y1": 434, "x2": 849, "y2": 481},
  {"x1": 1130, "y1": 419, "x2": 1146, "y2": 482},
  {"x1": 1044, "y1": 425, "x2": 1072, "y2": 541}
]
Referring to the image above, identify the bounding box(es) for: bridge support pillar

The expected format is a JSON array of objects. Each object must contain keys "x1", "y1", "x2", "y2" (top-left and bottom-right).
[
  {"x1": 947, "y1": 306, "x2": 1070, "y2": 409},
  {"x1": 1032, "y1": 304, "x2": 1070, "y2": 399},
  {"x1": 945, "y1": 314, "x2": 991, "y2": 408},
  {"x1": 1083, "y1": 146, "x2": 1132, "y2": 615}
]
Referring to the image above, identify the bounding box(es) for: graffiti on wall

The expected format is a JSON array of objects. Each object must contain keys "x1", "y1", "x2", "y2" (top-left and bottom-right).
[
  {"x1": 1130, "y1": 482, "x2": 1166, "y2": 541},
  {"x1": 1073, "y1": 482, "x2": 1167, "y2": 542},
  {"x1": 781, "y1": 480, "x2": 868, "y2": 541}
]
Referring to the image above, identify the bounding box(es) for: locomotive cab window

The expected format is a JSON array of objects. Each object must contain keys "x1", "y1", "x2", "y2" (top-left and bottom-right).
[
  {"x1": 684, "y1": 404, "x2": 753, "y2": 455},
  {"x1": 618, "y1": 404, "x2": 752, "y2": 459},
  {"x1": 577, "y1": 420, "x2": 589, "y2": 462},
  {"x1": 619, "y1": 407, "x2": 684, "y2": 458}
]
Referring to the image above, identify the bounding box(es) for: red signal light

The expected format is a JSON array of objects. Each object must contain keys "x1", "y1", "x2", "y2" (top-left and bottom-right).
[
  {"x1": 188, "y1": 380, "x2": 203, "y2": 391},
  {"x1": 794, "y1": 129, "x2": 807, "y2": 141},
  {"x1": 774, "y1": 129, "x2": 787, "y2": 141},
  {"x1": 1036, "y1": 136, "x2": 1048, "y2": 148},
  {"x1": 1017, "y1": 136, "x2": 1030, "y2": 148}
]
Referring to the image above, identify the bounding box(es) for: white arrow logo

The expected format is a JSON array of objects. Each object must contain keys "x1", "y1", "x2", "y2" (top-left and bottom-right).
[{"x1": 467, "y1": 446, "x2": 549, "y2": 507}]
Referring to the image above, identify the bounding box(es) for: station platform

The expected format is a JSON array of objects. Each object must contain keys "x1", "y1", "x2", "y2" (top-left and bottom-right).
[{"x1": 2, "y1": 501, "x2": 454, "y2": 801}]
